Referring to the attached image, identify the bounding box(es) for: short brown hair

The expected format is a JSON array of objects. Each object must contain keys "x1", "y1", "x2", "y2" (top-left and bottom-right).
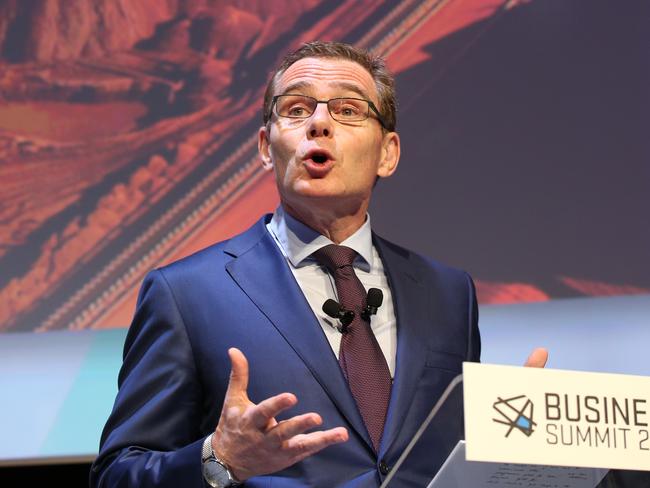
[{"x1": 263, "y1": 41, "x2": 397, "y2": 131}]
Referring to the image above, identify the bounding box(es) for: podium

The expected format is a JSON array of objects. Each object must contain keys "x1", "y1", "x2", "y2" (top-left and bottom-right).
[{"x1": 380, "y1": 368, "x2": 650, "y2": 487}]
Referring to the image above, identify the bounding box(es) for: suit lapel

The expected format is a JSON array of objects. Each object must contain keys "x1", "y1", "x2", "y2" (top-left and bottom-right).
[
  {"x1": 373, "y1": 235, "x2": 431, "y2": 455},
  {"x1": 224, "y1": 218, "x2": 373, "y2": 452}
]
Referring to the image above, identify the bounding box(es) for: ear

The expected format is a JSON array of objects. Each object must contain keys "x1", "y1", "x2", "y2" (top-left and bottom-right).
[
  {"x1": 376, "y1": 131, "x2": 400, "y2": 178},
  {"x1": 258, "y1": 125, "x2": 273, "y2": 171}
]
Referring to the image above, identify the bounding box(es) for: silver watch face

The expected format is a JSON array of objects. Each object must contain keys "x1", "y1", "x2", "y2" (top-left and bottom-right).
[{"x1": 203, "y1": 458, "x2": 232, "y2": 488}]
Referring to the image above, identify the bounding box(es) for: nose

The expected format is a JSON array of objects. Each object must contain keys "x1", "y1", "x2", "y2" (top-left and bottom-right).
[{"x1": 307, "y1": 102, "x2": 333, "y2": 139}]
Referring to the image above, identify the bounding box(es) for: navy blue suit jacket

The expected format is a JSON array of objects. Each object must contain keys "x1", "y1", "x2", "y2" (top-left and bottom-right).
[{"x1": 91, "y1": 215, "x2": 480, "y2": 487}]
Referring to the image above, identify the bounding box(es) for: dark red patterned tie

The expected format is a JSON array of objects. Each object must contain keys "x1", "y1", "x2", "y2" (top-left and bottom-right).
[{"x1": 313, "y1": 244, "x2": 392, "y2": 451}]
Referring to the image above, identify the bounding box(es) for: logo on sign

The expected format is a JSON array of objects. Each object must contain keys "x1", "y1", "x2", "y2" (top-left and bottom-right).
[{"x1": 493, "y1": 395, "x2": 536, "y2": 437}]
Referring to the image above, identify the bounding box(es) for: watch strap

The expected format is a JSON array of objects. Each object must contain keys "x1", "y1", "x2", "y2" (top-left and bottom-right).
[
  {"x1": 201, "y1": 433, "x2": 214, "y2": 462},
  {"x1": 201, "y1": 434, "x2": 241, "y2": 487}
]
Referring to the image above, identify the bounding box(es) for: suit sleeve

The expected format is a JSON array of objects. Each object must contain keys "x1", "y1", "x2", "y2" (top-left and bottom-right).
[
  {"x1": 465, "y1": 272, "x2": 481, "y2": 362},
  {"x1": 90, "y1": 269, "x2": 206, "y2": 488}
]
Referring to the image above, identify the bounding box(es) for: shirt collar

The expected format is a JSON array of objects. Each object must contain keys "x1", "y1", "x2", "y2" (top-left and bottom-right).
[{"x1": 268, "y1": 206, "x2": 374, "y2": 272}]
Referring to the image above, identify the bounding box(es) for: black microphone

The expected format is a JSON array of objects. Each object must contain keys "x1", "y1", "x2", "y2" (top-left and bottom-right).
[
  {"x1": 322, "y1": 299, "x2": 355, "y2": 333},
  {"x1": 361, "y1": 288, "x2": 383, "y2": 321}
]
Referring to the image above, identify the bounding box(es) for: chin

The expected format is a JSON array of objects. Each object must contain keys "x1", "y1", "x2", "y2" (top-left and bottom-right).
[{"x1": 291, "y1": 180, "x2": 343, "y2": 198}]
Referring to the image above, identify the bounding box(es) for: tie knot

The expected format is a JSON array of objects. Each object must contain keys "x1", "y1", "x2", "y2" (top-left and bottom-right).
[{"x1": 313, "y1": 244, "x2": 357, "y2": 272}]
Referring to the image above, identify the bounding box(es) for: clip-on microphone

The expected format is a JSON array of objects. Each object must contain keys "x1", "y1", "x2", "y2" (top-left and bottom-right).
[
  {"x1": 322, "y1": 288, "x2": 383, "y2": 332},
  {"x1": 322, "y1": 299, "x2": 354, "y2": 333},
  {"x1": 361, "y1": 288, "x2": 383, "y2": 321}
]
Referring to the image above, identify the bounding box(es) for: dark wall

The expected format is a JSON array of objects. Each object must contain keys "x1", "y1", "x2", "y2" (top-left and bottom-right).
[{"x1": 371, "y1": 0, "x2": 650, "y2": 297}]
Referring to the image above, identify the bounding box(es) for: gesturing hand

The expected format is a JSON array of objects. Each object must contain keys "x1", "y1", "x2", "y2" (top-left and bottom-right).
[
  {"x1": 524, "y1": 347, "x2": 549, "y2": 368},
  {"x1": 211, "y1": 348, "x2": 349, "y2": 481}
]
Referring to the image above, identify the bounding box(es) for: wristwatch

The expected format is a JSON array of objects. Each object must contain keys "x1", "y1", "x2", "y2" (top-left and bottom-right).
[{"x1": 201, "y1": 434, "x2": 241, "y2": 487}]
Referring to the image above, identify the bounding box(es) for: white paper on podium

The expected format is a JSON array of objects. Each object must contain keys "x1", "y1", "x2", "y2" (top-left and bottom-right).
[{"x1": 427, "y1": 441, "x2": 609, "y2": 488}]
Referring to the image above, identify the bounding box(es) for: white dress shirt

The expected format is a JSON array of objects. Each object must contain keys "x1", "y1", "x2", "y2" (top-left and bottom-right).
[{"x1": 267, "y1": 206, "x2": 397, "y2": 377}]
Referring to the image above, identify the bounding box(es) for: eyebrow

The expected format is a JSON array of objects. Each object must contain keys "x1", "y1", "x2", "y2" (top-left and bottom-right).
[{"x1": 280, "y1": 81, "x2": 372, "y2": 101}]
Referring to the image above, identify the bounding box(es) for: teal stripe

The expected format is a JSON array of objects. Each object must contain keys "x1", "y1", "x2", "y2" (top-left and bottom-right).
[{"x1": 40, "y1": 329, "x2": 127, "y2": 457}]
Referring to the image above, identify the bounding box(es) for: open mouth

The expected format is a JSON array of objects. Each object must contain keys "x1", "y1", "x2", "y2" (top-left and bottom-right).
[
  {"x1": 303, "y1": 149, "x2": 334, "y2": 177},
  {"x1": 304, "y1": 148, "x2": 334, "y2": 165},
  {"x1": 311, "y1": 153, "x2": 328, "y2": 164}
]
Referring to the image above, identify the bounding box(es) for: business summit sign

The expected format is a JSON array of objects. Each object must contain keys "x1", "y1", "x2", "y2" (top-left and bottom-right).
[{"x1": 464, "y1": 363, "x2": 650, "y2": 471}]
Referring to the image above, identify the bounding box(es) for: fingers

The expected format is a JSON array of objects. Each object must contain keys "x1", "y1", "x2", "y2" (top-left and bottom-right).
[
  {"x1": 216, "y1": 350, "x2": 349, "y2": 480},
  {"x1": 248, "y1": 393, "x2": 297, "y2": 430},
  {"x1": 524, "y1": 347, "x2": 548, "y2": 368},
  {"x1": 227, "y1": 347, "x2": 249, "y2": 395},
  {"x1": 270, "y1": 413, "x2": 323, "y2": 442},
  {"x1": 283, "y1": 427, "x2": 349, "y2": 462}
]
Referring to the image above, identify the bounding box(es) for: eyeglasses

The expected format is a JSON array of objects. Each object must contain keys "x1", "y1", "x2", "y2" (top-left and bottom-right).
[{"x1": 270, "y1": 94, "x2": 388, "y2": 129}]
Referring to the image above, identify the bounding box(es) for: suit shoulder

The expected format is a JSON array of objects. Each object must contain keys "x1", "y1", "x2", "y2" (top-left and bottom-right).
[
  {"x1": 374, "y1": 234, "x2": 472, "y2": 282},
  {"x1": 157, "y1": 240, "x2": 229, "y2": 278}
]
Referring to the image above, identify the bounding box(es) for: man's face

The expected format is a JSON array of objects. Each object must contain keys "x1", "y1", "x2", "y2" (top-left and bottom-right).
[{"x1": 258, "y1": 57, "x2": 399, "y2": 219}]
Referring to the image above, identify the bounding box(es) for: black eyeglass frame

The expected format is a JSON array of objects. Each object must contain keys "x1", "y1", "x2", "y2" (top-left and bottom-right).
[{"x1": 269, "y1": 94, "x2": 390, "y2": 130}]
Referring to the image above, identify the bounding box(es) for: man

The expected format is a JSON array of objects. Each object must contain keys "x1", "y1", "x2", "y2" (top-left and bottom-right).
[{"x1": 91, "y1": 41, "x2": 546, "y2": 487}]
